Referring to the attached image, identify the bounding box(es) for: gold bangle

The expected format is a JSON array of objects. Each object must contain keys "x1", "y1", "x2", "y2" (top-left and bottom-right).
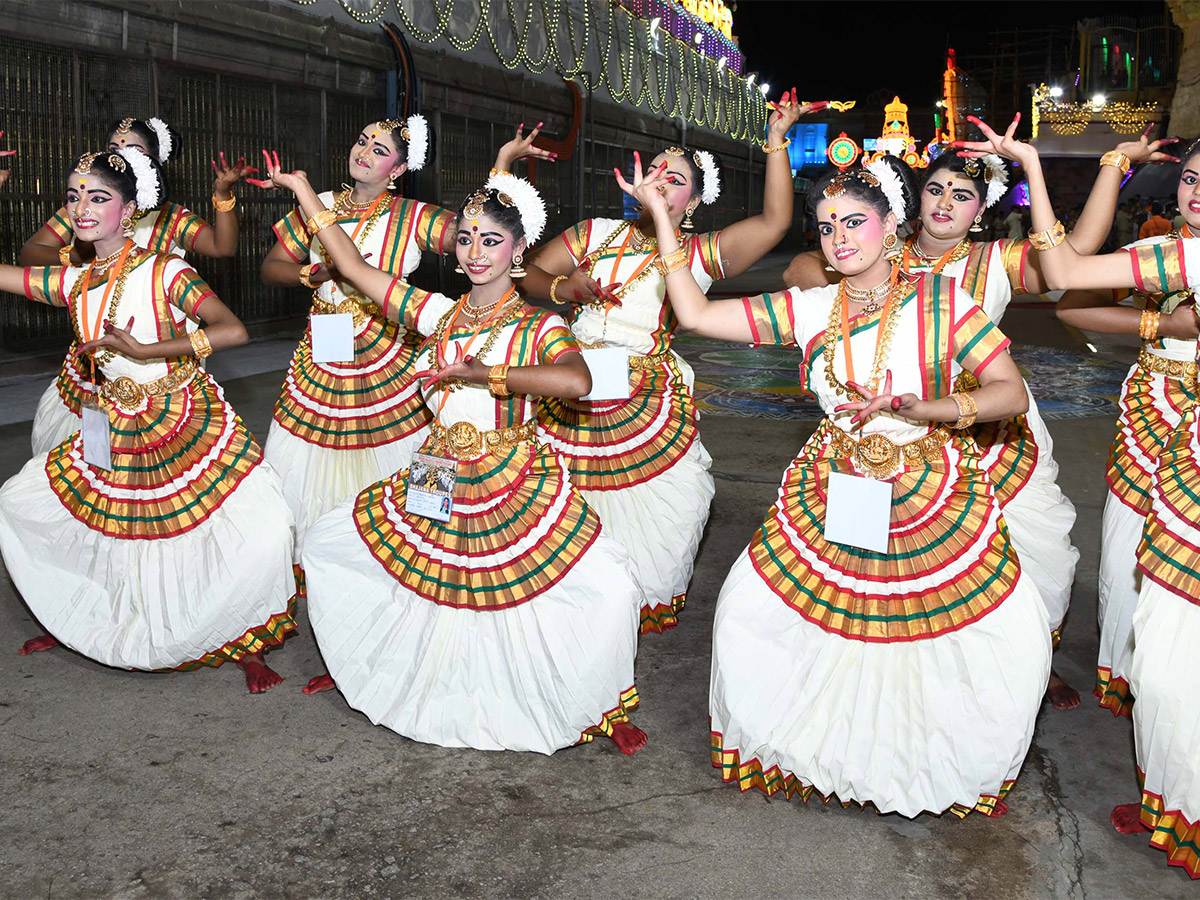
[
  {"x1": 189, "y1": 328, "x2": 214, "y2": 360},
  {"x1": 1139, "y1": 308, "x2": 1161, "y2": 341},
  {"x1": 658, "y1": 246, "x2": 690, "y2": 275},
  {"x1": 1100, "y1": 151, "x2": 1132, "y2": 175},
  {"x1": 1027, "y1": 220, "x2": 1066, "y2": 251},
  {"x1": 212, "y1": 194, "x2": 237, "y2": 212},
  {"x1": 950, "y1": 391, "x2": 978, "y2": 430},
  {"x1": 489, "y1": 167, "x2": 512, "y2": 178},
  {"x1": 488, "y1": 363, "x2": 511, "y2": 398},
  {"x1": 762, "y1": 138, "x2": 792, "y2": 154},
  {"x1": 305, "y1": 209, "x2": 338, "y2": 235},
  {"x1": 298, "y1": 263, "x2": 320, "y2": 290},
  {"x1": 549, "y1": 274, "x2": 568, "y2": 305},
  {"x1": 59, "y1": 245, "x2": 74, "y2": 267}
]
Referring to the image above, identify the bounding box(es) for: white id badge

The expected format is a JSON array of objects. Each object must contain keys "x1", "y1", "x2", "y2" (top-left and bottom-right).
[
  {"x1": 581, "y1": 347, "x2": 631, "y2": 401},
  {"x1": 310, "y1": 312, "x2": 355, "y2": 363},
  {"x1": 81, "y1": 403, "x2": 113, "y2": 471},
  {"x1": 405, "y1": 451, "x2": 459, "y2": 523},
  {"x1": 824, "y1": 470, "x2": 892, "y2": 553}
]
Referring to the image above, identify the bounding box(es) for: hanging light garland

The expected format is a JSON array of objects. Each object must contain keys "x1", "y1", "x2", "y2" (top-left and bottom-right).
[
  {"x1": 1101, "y1": 101, "x2": 1158, "y2": 134},
  {"x1": 314, "y1": 0, "x2": 769, "y2": 141}
]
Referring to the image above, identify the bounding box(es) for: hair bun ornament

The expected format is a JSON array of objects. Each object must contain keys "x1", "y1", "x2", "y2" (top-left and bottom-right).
[
  {"x1": 117, "y1": 147, "x2": 162, "y2": 210},
  {"x1": 145, "y1": 117, "x2": 173, "y2": 163},
  {"x1": 861, "y1": 158, "x2": 908, "y2": 221},
  {"x1": 402, "y1": 114, "x2": 428, "y2": 171},
  {"x1": 693, "y1": 150, "x2": 721, "y2": 205},
  {"x1": 484, "y1": 172, "x2": 546, "y2": 245},
  {"x1": 981, "y1": 154, "x2": 1008, "y2": 208}
]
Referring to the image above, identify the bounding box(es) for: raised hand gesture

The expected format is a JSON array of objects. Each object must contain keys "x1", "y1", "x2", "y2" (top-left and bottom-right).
[
  {"x1": 613, "y1": 150, "x2": 671, "y2": 219},
  {"x1": 1114, "y1": 124, "x2": 1181, "y2": 167},
  {"x1": 247, "y1": 149, "x2": 310, "y2": 193},
  {"x1": 767, "y1": 89, "x2": 827, "y2": 143},
  {"x1": 833, "y1": 370, "x2": 924, "y2": 427},
  {"x1": 408, "y1": 340, "x2": 486, "y2": 390},
  {"x1": 494, "y1": 122, "x2": 558, "y2": 173},
  {"x1": 953, "y1": 114, "x2": 1039, "y2": 170},
  {"x1": 212, "y1": 152, "x2": 258, "y2": 196}
]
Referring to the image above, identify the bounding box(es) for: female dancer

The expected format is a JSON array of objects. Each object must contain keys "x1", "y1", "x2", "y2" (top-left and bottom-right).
[
  {"x1": 256, "y1": 156, "x2": 646, "y2": 754},
  {"x1": 255, "y1": 119, "x2": 552, "y2": 553},
  {"x1": 962, "y1": 115, "x2": 1200, "y2": 878},
  {"x1": 1056, "y1": 137, "x2": 1199, "y2": 718},
  {"x1": 19, "y1": 116, "x2": 255, "y2": 455},
  {"x1": 0, "y1": 149, "x2": 296, "y2": 693},
  {"x1": 522, "y1": 93, "x2": 816, "y2": 634},
  {"x1": 784, "y1": 135, "x2": 1175, "y2": 710},
  {"x1": 621, "y1": 151, "x2": 1050, "y2": 816}
]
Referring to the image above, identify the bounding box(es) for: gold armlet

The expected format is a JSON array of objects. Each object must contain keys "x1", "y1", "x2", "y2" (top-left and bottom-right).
[
  {"x1": 305, "y1": 209, "x2": 338, "y2": 235},
  {"x1": 1139, "y1": 308, "x2": 1162, "y2": 341},
  {"x1": 188, "y1": 328, "x2": 214, "y2": 361},
  {"x1": 1027, "y1": 220, "x2": 1066, "y2": 251},
  {"x1": 762, "y1": 138, "x2": 792, "y2": 154},
  {"x1": 212, "y1": 194, "x2": 237, "y2": 212},
  {"x1": 59, "y1": 245, "x2": 74, "y2": 267},
  {"x1": 489, "y1": 167, "x2": 512, "y2": 178},
  {"x1": 298, "y1": 263, "x2": 319, "y2": 290},
  {"x1": 1099, "y1": 151, "x2": 1132, "y2": 175},
  {"x1": 950, "y1": 391, "x2": 978, "y2": 430},
  {"x1": 488, "y1": 363, "x2": 511, "y2": 398},
  {"x1": 549, "y1": 274, "x2": 568, "y2": 305}
]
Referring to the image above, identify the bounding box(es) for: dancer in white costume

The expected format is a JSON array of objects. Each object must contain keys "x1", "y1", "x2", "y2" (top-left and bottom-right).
[
  {"x1": 1057, "y1": 135, "x2": 1199, "y2": 718},
  {"x1": 622, "y1": 144, "x2": 1050, "y2": 816},
  {"x1": 523, "y1": 92, "x2": 819, "y2": 634},
  {"x1": 785, "y1": 132, "x2": 1177, "y2": 709},
  {"x1": 0, "y1": 149, "x2": 296, "y2": 693},
  {"x1": 258, "y1": 155, "x2": 646, "y2": 754},
  {"x1": 19, "y1": 116, "x2": 255, "y2": 454}
]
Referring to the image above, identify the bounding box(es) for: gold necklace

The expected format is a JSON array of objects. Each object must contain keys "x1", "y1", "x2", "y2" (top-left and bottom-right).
[
  {"x1": 70, "y1": 247, "x2": 136, "y2": 366},
  {"x1": 823, "y1": 273, "x2": 903, "y2": 400},
  {"x1": 461, "y1": 296, "x2": 503, "y2": 320},
  {"x1": 336, "y1": 186, "x2": 375, "y2": 212},
  {"x1": 843, "y1": 276, "x2": 892, "y2": 315},
  {"x1": 91, "y1": 246, "x2": 125, "y2": 274},
  {"x1": 427, "y1": 292, "x2": 524, "y2": 392}
]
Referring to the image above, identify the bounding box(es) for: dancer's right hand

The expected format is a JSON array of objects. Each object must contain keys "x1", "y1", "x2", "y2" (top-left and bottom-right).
[
  {"x1": 554, "y1": 266, "x2": 621, "y2": 307},
  {"x1": 1113, "y1": 125, "x2": 1180, "y2": 166},
  {"x1": 247, "y1": 150, "x2": 309, "y2": 193}
]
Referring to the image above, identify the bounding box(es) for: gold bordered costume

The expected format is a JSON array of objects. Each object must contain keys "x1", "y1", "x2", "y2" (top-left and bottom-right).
[
  {"x1": 900, "y1": 235, "x2": 1078, "y2": 646},
  {"x1": 0, "y1": 252, "x2": 297, "y2": 670},
  {"x1": 709, "y1": 273, "x2": 1051, "y2": 817},
  {"x1": 265, "y1": 189, "x2": 456, "y2": 551},
  {"x1": 300, "y1": 278, "x2": 641, "y2": 752},
  {"x1": 30, "y1": 202, "x2": 212, "y2": 456},
  {"x1": 538, "y1": 217, "x2": 723, "y2": 633}
]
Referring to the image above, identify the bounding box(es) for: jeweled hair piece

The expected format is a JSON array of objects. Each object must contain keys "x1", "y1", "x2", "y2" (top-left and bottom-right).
[{"x1": 483, "y1": 172, "x2": 546, "y2": 245}]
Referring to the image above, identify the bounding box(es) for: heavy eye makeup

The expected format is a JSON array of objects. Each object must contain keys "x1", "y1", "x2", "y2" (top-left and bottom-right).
[
  {"x1": 926, "y1": 181, "x2": 977, "y2": 204},
  {"x1": 1181, "y1": 169, "x2": 1199, "y2": 187}
]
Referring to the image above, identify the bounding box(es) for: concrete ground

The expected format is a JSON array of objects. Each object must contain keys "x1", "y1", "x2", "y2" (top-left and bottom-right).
[{"x1": 0, "y1": 257, "x2": 1191, "y2": 899}]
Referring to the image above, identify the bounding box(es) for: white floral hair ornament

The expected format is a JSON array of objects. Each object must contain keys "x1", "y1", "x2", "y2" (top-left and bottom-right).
[
  {"x1": 145, "y1": 117, "x2": 173, "y2": 163},
  {"x1": 693, "y1": 150, "x2": 721, "y2": 204},
  {"x1": 862, "y1": 159, "x2": 908, "y2": 221},
  {"x1": 402, "y1": 114, "x2": 428, "y2": 171},
  {"x1": 484, "y1": 172, "x2": 547, "y2": 246},
  {"x1": 117, "y1": 147, "x2": 161, "y2": 210},
  {"x1": 980, "y1": 154, "x2": 1009, "y2": 208}
]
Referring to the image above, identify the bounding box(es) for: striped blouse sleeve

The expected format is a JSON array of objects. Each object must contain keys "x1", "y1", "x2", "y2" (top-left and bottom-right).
[
  {"x1": 559, "y1": 221, "x2": 592, "y2": 265},
  {"x1": 414, "y1": 203, "x2": 457, "y2": 255},
  {"x1": 536, "y1": 316, "x2": 580, "y2": 364},
  {"x1": 22, "y1": 266, "x2": 73, "y2": 307},
  {"x1": 272, "y1": 208, "x2": 313, "y2": 262},
  {"x1": 165, "y1": 258, "x2": 217, "y2": 319},
  {"x1": 43, "y1": 205, "x2": 74, "y2": 246},
  {"x1": 166, "y1": 204, "x2": 211, "y2": 255},
  {"x1": 742, "y1": 289, "x2": 797, "y2": 347},
  {"x1": 1127, "y1": 238, "x2": 1200, "y2": 294},
  {"x1": 998, "y1": 238, "x2": 1030, "y2": 293},
  {"x1": 952, "y1": 293, "x2": 1011, "y2": 375},
  {"x1": 690, "y1": 230, "x2": 725, "y2": 280}
]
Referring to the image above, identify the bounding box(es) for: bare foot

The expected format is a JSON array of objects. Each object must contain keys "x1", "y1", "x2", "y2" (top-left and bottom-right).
[
  {"x1": 986, "y1": 800, "x2": 1009, "y2": 818},
  {"x1": 609, "y1": 721, "x2": 648, "y2": 755},
  {"x1": 1111, "y1": 802, "x2": 1150, "y2": 834},
  {"x1": 303, "y1": 672, "x2": 335, "y2": 695},
  {"x1": 1046, "y1": 670, "x2": 1081, "y2": 710},
  {"x1": 18, "y1": 634, "x2": 58, "y2": 655},
  {"x1": 237, "y1": 652, "x2": 282, "y2": 694}
]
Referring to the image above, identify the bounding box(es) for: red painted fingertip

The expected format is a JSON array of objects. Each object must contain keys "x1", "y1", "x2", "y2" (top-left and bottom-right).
[
  {"x1": 891, "y1": 397, "x2": 902, "y2": 410},
  {"x1": 536, "y1": 121, "x2": 544, "y2": 129},
  {"x1": 811, "y1": 101, "x2": 830, "y2": 110}
]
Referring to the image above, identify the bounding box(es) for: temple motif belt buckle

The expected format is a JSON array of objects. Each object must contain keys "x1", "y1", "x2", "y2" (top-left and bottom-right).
[
  {"x1": 446, "y1": 421, "x2": 482, "y2": 457},
  {"x1": 855, "y1": 433, "x2": 902, "y2": 479}
]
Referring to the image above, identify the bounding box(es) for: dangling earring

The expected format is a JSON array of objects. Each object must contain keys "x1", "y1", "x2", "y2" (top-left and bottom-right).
[
  {"x1": 454, "y1": 262, "x2": 465, "y2": 273},
  {"x1": 883, "y1": 233, "x2": 901, "y2": 261},
  {"x1": 969, "y1": 214, "x2": 984, "y2": 233},
  {"x1": 121, "y1": 215, "x2": 135, "y2": 238},
  {"x1": 681, "y1": 206, "x2": 696, "y2": 231},
  {"x1": 386, "y1": 173, "x2": 397, "y2": 191},
  {"x1": 510, "y1": 253, "x2": 527, "y2": 278}
]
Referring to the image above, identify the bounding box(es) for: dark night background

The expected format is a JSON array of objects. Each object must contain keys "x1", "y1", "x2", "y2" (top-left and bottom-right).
[{"x1": 734, "y1": 0, "x2": 1171, "y2": 110}]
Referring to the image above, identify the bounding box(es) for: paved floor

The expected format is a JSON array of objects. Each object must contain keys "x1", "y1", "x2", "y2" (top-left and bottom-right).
[{"x1": 0, "y1": 261, "x2": 1190, "y2": 898}]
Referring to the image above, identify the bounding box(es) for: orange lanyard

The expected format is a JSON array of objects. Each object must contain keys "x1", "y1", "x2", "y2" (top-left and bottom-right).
[
  {"x1": 431, "y1": 289, "x2": 517, "y2": 420},
  {"x1": 79, "y1": 240, "x2": 133, "y2": 344},
  {"x1": 838, "y1": 267, "x2": 898, "y2": 390},
  {"x1": 348, "y1": 192, "x2": 390, "y2": 243},
  {"x1": 1183, "y1": 224, "x2": 1194, "y2": 239},
  {"x1": 604, "y1": 225, "x2": 660, "y2": 313}
]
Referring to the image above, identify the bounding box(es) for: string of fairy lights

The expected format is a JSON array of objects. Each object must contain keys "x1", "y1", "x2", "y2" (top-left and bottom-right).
[{"x1": 296, "y1": 0, "x2": 770, "y2": 141}]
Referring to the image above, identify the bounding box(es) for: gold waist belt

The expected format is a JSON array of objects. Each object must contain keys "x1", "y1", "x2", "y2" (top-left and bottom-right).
[
  {"x1": 1138, "y1": 347, "x2": 1197, "y2": 383},
  {"x1": 629, "y1": 351, "x2": 672, "y2": 372},
  {"x1": 827, "y1": 425, "x2": 953, "y2": 479},
  {"x1": 312, "y1": 291, "x2": 381, "y2": 325},
  {"x1": 429, "y1": 419, "x2": 538, "y2": 460},
  {"x1": 100, "y1": 357, "x2": 197, "y2": 408}
]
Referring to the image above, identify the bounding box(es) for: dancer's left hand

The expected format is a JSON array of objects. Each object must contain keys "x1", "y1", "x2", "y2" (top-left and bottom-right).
[
  {"x1": 613, "y1": 150, "x2": 670, "y2": 218},
  {"x1": 212, "y1": 152, "x2": 259, "y2": 197},
  {"x1": 833, "y1": 370, "x2": 923, "y2": 426},
  {"x1": 410, "y1": 341, "x2": 488, "y2": 389},
  {"x1": 767, "y1": 89, "x2": 827, "y2": 143},
  {"x1": 953, "y1": 114, "x2": 1038, "y2": 170},
  {"x1": 494, "y1": 122, "x2": 558, "y2": 172},
  {"x1": 75, "y1": 318, "x2": 152, "y2": 360},
  {"x1": 247, "y1": 150, "x2": 308, "y2": 192}
]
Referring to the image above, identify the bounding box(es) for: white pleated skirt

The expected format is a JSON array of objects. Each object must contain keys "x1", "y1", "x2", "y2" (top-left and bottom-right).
[{"x1": 30, "y1": 379, "x2": 80, "y2": 456}]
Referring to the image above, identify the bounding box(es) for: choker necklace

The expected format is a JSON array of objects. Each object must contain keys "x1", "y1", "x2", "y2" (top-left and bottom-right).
[
  {"x1": 337, "y1": 186, "x2": 375, "y2": 212},
  {"x1": 843, "y1": 277, "x2": 892, "y2": 315},
  {"x1": 92, "y1": 246, "x2": 125, "y2": 273}
]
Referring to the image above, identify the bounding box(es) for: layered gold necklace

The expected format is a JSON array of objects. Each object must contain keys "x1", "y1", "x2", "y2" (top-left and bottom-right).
[{"x1": 824, "y1": 266, "x2": 904, "y2": 400}]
